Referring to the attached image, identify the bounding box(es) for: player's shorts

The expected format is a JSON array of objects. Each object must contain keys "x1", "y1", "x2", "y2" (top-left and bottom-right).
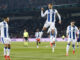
[
  {"x1": 36, "y1": 38, "x2": 40, "y2": 42},
  {"x1": 24, "y1": 37, "x2": 28, "y2": 41},
  {"x1": 1, "y1": 37, "x2": 11, "y2": 44},
  {"x1": 50, "y1": 36, "x2": 56, "y2": 43},
  {"x1": 77, "y1": 38, "x2": 80, "y2": 42},
  {"x1": 67, "y1": 38, "x2": 77, "y2": 44},
  {"x1": 44, "y1": 22, "x2": 55, "y2": 29}
]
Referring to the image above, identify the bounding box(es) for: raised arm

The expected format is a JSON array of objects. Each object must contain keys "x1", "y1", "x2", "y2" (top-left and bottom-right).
[
  {"x1": 55, "y1": 9, "x2": 61, "y2": 24},
  {"x1": 41, "y1": 8, "x2": 47, "y2": 17}
]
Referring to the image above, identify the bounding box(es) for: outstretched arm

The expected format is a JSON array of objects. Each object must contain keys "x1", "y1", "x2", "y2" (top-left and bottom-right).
[
  {"x1": 55, "y1": 9, "x2": 61, "y2": 24},
  {"x1": 41, "y1": 8, "x2": 47, "y2": 17}
]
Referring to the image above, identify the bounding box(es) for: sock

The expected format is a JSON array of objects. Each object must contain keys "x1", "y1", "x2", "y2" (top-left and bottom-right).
[
  {"x1": 72, "y1": 44, "x2": 75, "y2": 50},
  {"x1": 4, "y1": 47, "x2": 7, "y2": 56},
  {"x1": 7, "y1": 48, "x2": 10, "y2": 56},
  {"x1": 66, "y1": 43, "x2": 70, "y2": 54}
]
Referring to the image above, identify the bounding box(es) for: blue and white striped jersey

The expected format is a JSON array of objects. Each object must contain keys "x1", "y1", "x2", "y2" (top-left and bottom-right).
[
  {"x1": 0, "y1": 21, "x2": 9, "y2": 38},
  {"x1": 41, "y1": 9, "x2": 61, "y2": 23},
  {"x1": 66, "y1": 25, "x2": 79, "y2": 39},
  {"x1": 35, "y1": 32, "x2": 41, "y2": 38}
]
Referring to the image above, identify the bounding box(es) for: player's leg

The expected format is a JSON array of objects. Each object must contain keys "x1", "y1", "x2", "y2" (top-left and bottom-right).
[
  {"x1": 72, "y1": 40, "x2": 76, "y2": 54},
  {"x1": 77, "y1": 38, "x2": 80, "y2": 48},
  {"x1": 50, "y1": 23, "x2": 55, "y2": 35},
  {"x1": 7, "y1": 44, "x2": 11, "y2": 60},
  {"x1": 52, "y1": 41, "x2": 55, "y2": 52},
  {"x1": 36, "y1": 39, "x2": 39, "y2": 48},
  {"x1": 4, "y1": 44, "x2": 8, "y2": 60},
  {"x1": 66, "y1": 38, "x2": 71, "y2": 56},
  {"x1": 24, "y1": 37, "x2": 28, "y2": 46},
  {"x1": 50, "y1": 36, "x2": 55, "y2": 52},
  {"x1": 40, "y1": 22, "x2": 49, "y2": 38}
]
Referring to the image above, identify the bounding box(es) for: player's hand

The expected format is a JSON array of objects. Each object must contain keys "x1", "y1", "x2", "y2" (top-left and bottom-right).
[
  {"x1": 41, "y1": 8, "x2": 44, "y2": 11},
  {"x1": 59, "y1": 20, "x2": 61, "y2": 24}
]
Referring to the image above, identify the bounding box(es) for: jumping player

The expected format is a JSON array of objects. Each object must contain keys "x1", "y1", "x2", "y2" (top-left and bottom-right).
[
  {"x1": 66, "y1": 21, "x2": 79, "y2": 56},
  {"x1": 77, "y1": 27, "x2": 80, "y2": 48},
  {"x1": 35, "y1": 29, "x2": 41, "y2": 48},
  {"x1": 0, "y1": 17, "x2": 11, "y2": 60},
  {"x1": 40, "y1": 3, "x2": 61, "y2": 38},
  {"x1": 47, "y1": 27, "x2": 57, "y2": 52}
]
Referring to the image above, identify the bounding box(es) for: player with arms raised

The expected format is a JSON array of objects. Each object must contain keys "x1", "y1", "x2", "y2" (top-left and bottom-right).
[
  {"x1": 66, "y1": 21, "x2": 79, "y2": 56},
  {"x1": 40, "y1": 3, "x2": 61, "y2": 38},
  {"x1": 0, "y1": 17, "x2": 11, "y2": 60}
]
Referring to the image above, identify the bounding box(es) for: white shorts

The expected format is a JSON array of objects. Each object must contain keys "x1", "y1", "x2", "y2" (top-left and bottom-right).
[
  {"x1": 50, "y1": 36, "x2": 56, "y2": 43},
  {"x1": 1, "y1": 37, "x2": 11, "y2": 44},
  {"x1": 44, "y1": 22, "x2": 55, "y2": 29},
  {"x1": 67, "y1": 38, "x2": 77, "y2": 44}
]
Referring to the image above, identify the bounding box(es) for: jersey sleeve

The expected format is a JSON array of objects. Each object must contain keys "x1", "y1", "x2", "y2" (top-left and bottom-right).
[
  {"x1": 55, "y1": 28, "x2": 57, "y2": 35},
  {"x1": 55, "y1": 9, "x2": 61, "y2": 21},
  {"x1": 76, "y1": 26, "x2": 79, "y2": 34},
  {"x1": 41, "y1": 10, "x2": 47, "y2": 17},
  {"x1": 0, "y1": 22, "x2": 2, "y2": 30},
  {"x1": 66, "y1": 26, "x2": 69, "y2": 35}
]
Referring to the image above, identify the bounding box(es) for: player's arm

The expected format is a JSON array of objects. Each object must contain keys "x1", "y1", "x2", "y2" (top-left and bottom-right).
[
  {"x1": 76, "y1": 27, "x2": 79, "y2": 38},
  {"x1": 66, "y1": 26, "x2": 69, "y2": 37},
  {"x1": 41, "y1": 8, "x2": 47, "y2": 17},
  {"x1": 55, "y1": 9, "x2": 61, "y2": 24},
  {"x1": 55, "y1": 28, "x2": 58, "y2": 38}
]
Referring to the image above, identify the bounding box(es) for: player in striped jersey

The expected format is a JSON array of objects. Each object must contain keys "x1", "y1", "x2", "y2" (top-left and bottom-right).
[
  {"x1": 0, "y1": 17, "x2": 11, "y2": 60},
  {"x1": 66, "y1": 21, "x2": 79, "y2": 56},
  {"x1": 47, "y1": 27, "x2": 57, "y2": 52},
  {"x1": 40, "y1": 3, "x2": 61, "y2": 38},
  {"x1": 77, "y1": 27, "x2": 80, "y2": 48},
  {"x1": 35, "y1": 29, "x2": 41, "y2": 48}
]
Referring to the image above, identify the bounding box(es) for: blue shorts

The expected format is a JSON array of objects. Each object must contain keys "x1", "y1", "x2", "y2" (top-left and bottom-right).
[{"x1": 77, "y1": 38, "x2": 80, "y2": 42}]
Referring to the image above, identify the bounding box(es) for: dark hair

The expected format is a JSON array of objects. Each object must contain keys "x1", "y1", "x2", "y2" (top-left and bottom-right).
[
  {"x1": 3, "y1": 17, "x2": 8, "y2": 19},
  {"x1": 48, "y1": 3, "x2": 53, "y2": 5}
]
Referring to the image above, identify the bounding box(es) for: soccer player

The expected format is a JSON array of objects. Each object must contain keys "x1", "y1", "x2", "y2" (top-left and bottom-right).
[
  {"x1": 47, "y1": 27, "x2": 57, "y2": 52},
  {"x1": 77, "y1": 27, "x2": 80, "y2": 48},
  {"x1": 35, "y1": 29, "x2": 41, "y2": 48},
  {"x1": 23, "y1": 29, "x2": 29, "y2": 46},
  {"x1": 40, "y1": 3, "x2": 61, "y2": 38},
  {"x1": 0, "y1": 17, "x2": 11, "y2": 60},
  {"x1": 66, "y1": 21, "x2": 79, "y2": 56}
]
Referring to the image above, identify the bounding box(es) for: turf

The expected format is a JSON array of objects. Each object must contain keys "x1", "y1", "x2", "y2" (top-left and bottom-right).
[{"x1": 0, "y1": 42, "x2": 80, "y2": 60}]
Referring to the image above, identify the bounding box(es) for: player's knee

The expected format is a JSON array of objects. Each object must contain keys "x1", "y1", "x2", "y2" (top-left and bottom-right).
[
  {"x1": 43, "y1": 27, "x2": 46, "y2": 31},
  {"x1": 53, "y1": 41, "x2": 55, "y2": 44}
]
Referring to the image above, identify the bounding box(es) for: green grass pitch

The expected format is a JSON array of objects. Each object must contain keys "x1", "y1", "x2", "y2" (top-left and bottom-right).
[{"x1": 0, "y1": 42, "x2": 80, "y2": 60}]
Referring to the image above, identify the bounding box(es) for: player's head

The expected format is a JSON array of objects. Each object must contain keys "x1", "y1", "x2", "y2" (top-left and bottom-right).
[
  {"x1": 48, "y1": 3, "x2": 53, "y2": 9},
  {"x1": 36, "y1": 29, "x2": 39, "y2": 32},
  {"x1": 24, "y1": 29, "x2": 27, "y2": 32},
  {"x1": 70, "y1": 21, "x2": 75, "y2": 26},
  {"x1": 4, "y1": 17, "x2": 9, "y2": 22}
]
